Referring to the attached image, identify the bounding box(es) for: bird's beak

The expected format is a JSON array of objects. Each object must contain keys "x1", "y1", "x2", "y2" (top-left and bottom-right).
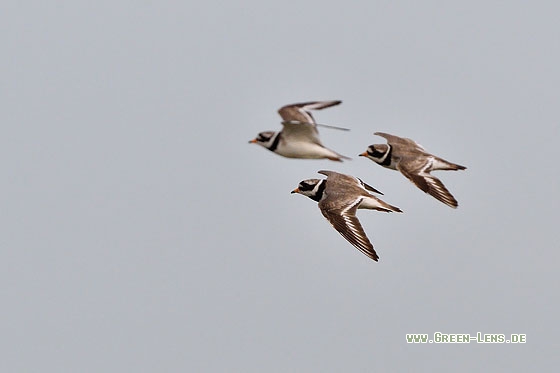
[
  {"x1": 291, "y1": 188, "x2": 299, "y2": 194},
  {"x1": 359, "y1": 151, "x2": 368, "y2": 157},
  {"x1": 249, "y1": 139, "x2": 257, "y2": 144}
]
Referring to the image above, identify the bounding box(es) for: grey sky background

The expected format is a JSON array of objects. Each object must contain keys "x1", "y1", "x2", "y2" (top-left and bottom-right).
[{"x1": 2, "y1": 1, "x2": 559, "y2": 371}]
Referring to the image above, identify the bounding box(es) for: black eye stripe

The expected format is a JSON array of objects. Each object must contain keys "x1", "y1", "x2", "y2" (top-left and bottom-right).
[
  {"x1": 299, "y1": 182, "x2": 314, "y2": 191},
  {"x1": 368, "y1": 146, "x2": 386, "y2": 158}
]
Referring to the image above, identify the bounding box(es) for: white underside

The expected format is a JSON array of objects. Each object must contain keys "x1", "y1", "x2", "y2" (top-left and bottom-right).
[
  {"x1": 276, "y1": 141, "x2": 339, "y2": 159},
  {"x1": 356, "y1": 196, "x2": 387, "y2": 210},
  {"x1": 429, "y1": 157, "x2": 453, "y2": 170}
]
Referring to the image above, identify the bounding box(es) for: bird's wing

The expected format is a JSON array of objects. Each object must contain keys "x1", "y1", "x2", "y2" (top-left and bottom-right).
[
  {"x1": 374, "y1": 132, "x2": 425, "y2": 151},
  {"x1": 319, "y1": 196, "x2": 379, "y2": 261},
  {"x1": 278, "y1": 101, "x2": 341, "y2": 124},
  {"x1": 398, "y1": 157, "x2": 459, "y2": 208},
  {"x1": 356, "y1": 177, "x2": 384, "y2": 195},
  {"x1": 281, "y1": 121, "x2": 322, "y2": 145},
  {"x1": 319, "y1": 170, "x2": 383, "y2": 195}
]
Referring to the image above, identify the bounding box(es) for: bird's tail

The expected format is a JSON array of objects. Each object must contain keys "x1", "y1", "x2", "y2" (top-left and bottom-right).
[
  {"x1": 361, "y1": 196, "x2": 403, "y2": 213},
  {"x1": 432, "y1": 157, "x2": 467, "y2": 171}
]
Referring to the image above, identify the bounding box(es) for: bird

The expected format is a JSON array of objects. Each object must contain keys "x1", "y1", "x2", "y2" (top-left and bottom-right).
[
  {"x1": 291, "y1": 170, "x2": 402, "y2": 262},
  {"x1": 359, "y1": 132, "x2": 466, "y2": 208},
  {"x1": 249, "y1": 101, "x2": 350, "y2": 161}
]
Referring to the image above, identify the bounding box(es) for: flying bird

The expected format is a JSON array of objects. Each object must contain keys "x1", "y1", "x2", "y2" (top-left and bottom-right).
[
  {"x1": 249, "y1": 101, "x2": 350, "y2": 161},
  {"x1": 291, "y1": 170, "x2": 402, "y2": 262},
  {"x1": 360, "y1": 132, "x2": 466, "y2": 208}
]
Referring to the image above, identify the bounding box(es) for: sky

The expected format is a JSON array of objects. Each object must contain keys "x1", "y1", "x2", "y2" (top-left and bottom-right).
[{"x1": 1, "y1": 1, "x2": 559, "y2": 371}]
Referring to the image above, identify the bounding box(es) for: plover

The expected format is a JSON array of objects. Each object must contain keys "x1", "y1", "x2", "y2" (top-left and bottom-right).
[
  {"x1": 360, "y1": 132, "x2": 466, "y2": 208},
  {"x1": 291, "y1": 170, "x2": 402, "y2": 262},
  {"x1": 249, "y1": 101, "x2": 350, "y2": 161}
]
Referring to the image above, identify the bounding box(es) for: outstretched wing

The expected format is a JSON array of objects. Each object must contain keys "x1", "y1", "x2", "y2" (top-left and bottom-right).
[
  {"x1": 319, "y1": 197, "x2": 379, "y2": 262},
  {"x1": 278, "y1": 101, "x2": 342, "y2": 124},
  {"x1": 374, "y1": 132, "x2": 425, "y2": 151},
  {"x1": 356, "y1": 177, "x2": 384, "y2": 195},
  {"x1": 398, "y1": 158, "x2": 459, "y2": 208},
  {"x1": 318, "y1": 170, "x2": 383, "y2": 195},
  {"x1": 317, "y1": 170, "x2": 339, "y2": 178},
  {"x1": 280, "y1": 121, "x2": 322, "y2": 145}
]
